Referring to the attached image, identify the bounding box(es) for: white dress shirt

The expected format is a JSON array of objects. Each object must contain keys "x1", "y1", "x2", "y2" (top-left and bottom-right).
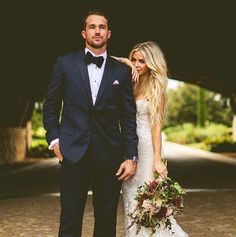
[
  {"x1": 85, "y1": 48, "x2": 107, "y2": 105},
  {"x1": 49, "y1": 48, "x2": 107, "y2": 150}
]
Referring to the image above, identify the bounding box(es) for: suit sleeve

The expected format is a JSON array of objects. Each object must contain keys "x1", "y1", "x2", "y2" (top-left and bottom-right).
[
  {"x1": 43, "y1": 57, "x2": 64, "y2": 144},
  {"x1": 120, "y1": 66, "x2": 139, "y2": 159}
]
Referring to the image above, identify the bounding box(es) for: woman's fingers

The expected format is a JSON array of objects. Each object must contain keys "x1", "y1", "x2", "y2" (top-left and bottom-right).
[
  {"x1": 153, "y1": 164, "x2": 168, "y2": 178},
  {"x1": 131, "y1": 67, "x2": 139, "y2": 82}
]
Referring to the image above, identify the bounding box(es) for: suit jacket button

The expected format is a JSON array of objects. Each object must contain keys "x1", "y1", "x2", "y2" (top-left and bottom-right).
[{"x1": 88, "y1": 131, "x2": 91, "y2": 135}]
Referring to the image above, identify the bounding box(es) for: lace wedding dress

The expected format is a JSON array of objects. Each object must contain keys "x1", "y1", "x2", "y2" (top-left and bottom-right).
[{"x1": 122, "y1": 99, "x2": 189, "y2": 237}]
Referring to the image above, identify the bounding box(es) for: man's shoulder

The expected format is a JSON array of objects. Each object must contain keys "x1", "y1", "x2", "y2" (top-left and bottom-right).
[
  {"x1": 60, "y1": 50, "x2": 83, "y2": 58},
  {"x1": 109, "y1": 56, "x2": 131, "y2": 72},
  {"x1": 55, "y1": 50, "x2": 84, "y2": 63}
]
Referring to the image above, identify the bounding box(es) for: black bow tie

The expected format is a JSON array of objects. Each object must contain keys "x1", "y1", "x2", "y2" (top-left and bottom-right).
[{"x1": 85, "y1": 51, "x2": 104, "y2": 68}]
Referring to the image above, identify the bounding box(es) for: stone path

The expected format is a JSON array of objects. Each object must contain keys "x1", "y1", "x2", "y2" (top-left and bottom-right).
[{"x1": 0, "y1": 142, "x2": 236, "y2": 237}]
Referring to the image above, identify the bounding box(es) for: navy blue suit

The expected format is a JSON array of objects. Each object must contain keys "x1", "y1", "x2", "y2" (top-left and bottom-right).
[{"x1": 43, "y1": 50, "x2": 138, "y2": 237}]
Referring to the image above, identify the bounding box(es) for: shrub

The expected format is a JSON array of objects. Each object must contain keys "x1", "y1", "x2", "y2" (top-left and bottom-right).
[
  {"x1": 27, "y1": 139, "x2": 54, "y2": 158},
  {"x1": 164, "y1": 123, "x2": 232, "y2": 145},
  {"x1": 164, "y1": 124, "x2": 196, "y2": 144},
  {"x1": 32, "y1": 127, "x2": 46, "y2": 139},
  {"x1": 204, "y1": 135, "x2": 236, "y2": 152}
]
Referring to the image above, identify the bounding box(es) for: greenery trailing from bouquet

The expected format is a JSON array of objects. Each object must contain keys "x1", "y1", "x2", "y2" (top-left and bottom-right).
[{"x1": 128, "y1": 166, "x2": 186, "y2": 234}]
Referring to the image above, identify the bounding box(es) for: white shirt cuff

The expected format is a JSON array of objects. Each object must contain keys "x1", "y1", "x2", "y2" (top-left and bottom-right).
[{"x1": 49, "y1": 138, "x2": 59, "y2": 150}]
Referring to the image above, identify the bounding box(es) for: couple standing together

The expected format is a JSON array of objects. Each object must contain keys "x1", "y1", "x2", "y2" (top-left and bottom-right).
[{"x1": 43, "y1": 9, "x2": 188, "y2": 237}]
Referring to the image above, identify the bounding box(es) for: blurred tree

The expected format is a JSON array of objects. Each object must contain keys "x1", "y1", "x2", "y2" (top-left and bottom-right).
[
  {"x1": 31, "y1": 102, "x2": 44, "y2": 132},
  {"x1": 197, "y1": 87, "x2": 206, "y2": 127},
  {"x1": 165, "y1": 83, "x2": 233, "y2": 127}
]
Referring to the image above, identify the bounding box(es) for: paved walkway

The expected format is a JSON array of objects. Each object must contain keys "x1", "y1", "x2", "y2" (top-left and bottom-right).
[{"x1": 0, "y1": 142, "x2": 236, "y2": 237}]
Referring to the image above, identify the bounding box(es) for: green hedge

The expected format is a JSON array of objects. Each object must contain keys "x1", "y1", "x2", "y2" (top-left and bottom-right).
[
  {"x1": 32, "y1": 127, "x2": 46, "y2": 139},
  {"x1": 164, "y1": 123, "x2": 232, "y2": 146},
  {"x1": 27, "y1": 138, "x2": 55, "y2": 158},
  {"x1": 204, "y1": 135, "x2": 236, "y2": 152}
]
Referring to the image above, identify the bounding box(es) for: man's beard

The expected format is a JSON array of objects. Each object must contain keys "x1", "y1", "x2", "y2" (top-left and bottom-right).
[{"x1": 87, "y1": 39, "x2": 107, "y2": 49}]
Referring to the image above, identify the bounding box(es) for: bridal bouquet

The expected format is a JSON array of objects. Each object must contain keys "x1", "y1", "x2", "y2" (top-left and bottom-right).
[{"x1": 128, "y1": 173, "x2": 186, "y2": 234}]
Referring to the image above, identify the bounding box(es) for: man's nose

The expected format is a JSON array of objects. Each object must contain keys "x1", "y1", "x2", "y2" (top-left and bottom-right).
[{"x1": 95, "y1": 27, "x2": 100, "y2": 34}]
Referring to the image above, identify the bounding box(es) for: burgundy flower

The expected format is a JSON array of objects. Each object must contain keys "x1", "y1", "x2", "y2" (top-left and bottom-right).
[
  {"x1": 149, "y1": 179, "x2": 158, "y2": 192},
  {"x1": 127, "y1": 174, "x2": 186, "y2": 234},
  {"x1": 173, "y1": 197, "x2": 181, "y2": 208},
  {"x1": 138, "y1": 194, "x2": 149, "y2": 208},
  {"x1": 138, "y1": 197, "x2": 145, "y2": 208},
  {"x1": 157, "y1": 206, "x2": 168, "y2": 219}
]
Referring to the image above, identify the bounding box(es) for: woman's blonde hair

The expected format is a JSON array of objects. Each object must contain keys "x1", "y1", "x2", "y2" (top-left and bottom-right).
[{"x1": 129, "y1": 41, "x2": 168, "y2": 126}]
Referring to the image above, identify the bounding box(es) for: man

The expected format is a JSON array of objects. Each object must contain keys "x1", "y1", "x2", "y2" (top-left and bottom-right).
[{"x1": 43, "y1": 9, "x2": 138, "y2": 237}]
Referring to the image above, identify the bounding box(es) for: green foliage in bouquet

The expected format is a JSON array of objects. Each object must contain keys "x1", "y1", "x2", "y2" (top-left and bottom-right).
[{"x1": 128, "y1": 171, "x2": 186, "y2": 234}]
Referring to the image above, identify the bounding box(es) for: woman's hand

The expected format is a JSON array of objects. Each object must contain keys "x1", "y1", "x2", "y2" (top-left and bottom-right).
[
  {"x1": 111, "y1": 56, "x2": 139, "y2": 82},
  {"x1": 131, "y1": 63, "x2": 139, "y2": 83},
  {"x1": 122, "y1": 58, "x2": 139, "y2": 83},
  {"x1": 153, "y1": 159, "x2": 168, "y2": 179}
]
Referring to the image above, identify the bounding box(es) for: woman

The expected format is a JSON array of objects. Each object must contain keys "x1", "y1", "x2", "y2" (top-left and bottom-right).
[{"x1": 116, "y1": 41, "x2": 189, "y2": 236}]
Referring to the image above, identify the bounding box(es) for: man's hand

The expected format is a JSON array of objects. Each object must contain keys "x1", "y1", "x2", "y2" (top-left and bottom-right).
[
  {"x1": 52, "y1": 143, "x2": 63, "y2": 162},
  {"x1": 116, "y1": 160, "x2": 137, "y2": 181}
]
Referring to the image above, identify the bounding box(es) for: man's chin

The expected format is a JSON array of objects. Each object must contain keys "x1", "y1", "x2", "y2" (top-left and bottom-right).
[
  {"x1": 89, "y1": 41, "x2": 107, "y2": 49},
  {"x1": 93, "y1": 44, "x2": 104, "y2": 49}
]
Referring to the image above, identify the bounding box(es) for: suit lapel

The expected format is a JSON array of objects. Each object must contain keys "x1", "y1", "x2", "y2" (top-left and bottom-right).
[
  {"x1": 73, "y1": 51, "x2": 93, "y2": 105},
  {"x1": 95, "y1": 56, "x2": 114, "y2": 106}
]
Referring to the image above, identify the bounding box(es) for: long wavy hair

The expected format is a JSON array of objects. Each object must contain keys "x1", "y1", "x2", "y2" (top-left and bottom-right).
[{"x1": 129, "y1": 41, "x2": 168, "y2": 126}]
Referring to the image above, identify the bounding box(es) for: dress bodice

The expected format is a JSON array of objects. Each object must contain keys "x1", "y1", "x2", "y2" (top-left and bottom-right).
[{"x1": 136, "y1": 99, "x2": 152, "y2": 144}]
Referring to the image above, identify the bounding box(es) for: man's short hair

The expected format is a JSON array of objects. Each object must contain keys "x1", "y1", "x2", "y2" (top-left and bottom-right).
[{"x1": 82, "y1": 9, "x2": 110, "y2": 29}]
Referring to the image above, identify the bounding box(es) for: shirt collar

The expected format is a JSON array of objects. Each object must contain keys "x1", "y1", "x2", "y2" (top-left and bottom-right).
[{"x1": 85, "y1": 48, "x2": 107, "y2": 61}]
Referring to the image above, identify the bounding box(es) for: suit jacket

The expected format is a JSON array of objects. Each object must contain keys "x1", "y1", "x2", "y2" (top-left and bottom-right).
[{"x1": 43, "y1": 50, "x2": 138, "y2": 166}]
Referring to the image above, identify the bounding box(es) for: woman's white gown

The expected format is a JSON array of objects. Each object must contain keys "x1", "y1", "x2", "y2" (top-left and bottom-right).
[{"x1": 122, "y1": 99, "x2": 189, "y2": 237}]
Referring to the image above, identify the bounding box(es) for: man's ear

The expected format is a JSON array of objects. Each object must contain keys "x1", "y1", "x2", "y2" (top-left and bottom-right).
[
  {"x1": 108, "y1": 30, "x2": 111, "y2": 39},
  {"x1": 81, "y1": 30, "x2": 86, "y2": 40}
]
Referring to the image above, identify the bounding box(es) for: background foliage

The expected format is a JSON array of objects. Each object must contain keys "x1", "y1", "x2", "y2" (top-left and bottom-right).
[
  {"x1": 30, "y1": 82, "x2": 235, "y2": 157},
  {"x1": 164, "y1": 82, "x2": 235, "y2": 152},
  {"x1": 165, "y1": 83, "x2": 232, "y2": 127}
]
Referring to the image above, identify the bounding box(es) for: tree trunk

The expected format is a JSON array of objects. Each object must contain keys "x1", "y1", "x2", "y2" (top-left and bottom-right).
[
  {"x1": 26, "y1": 121, "x2": 32, "y2": 151},
  {"x1": 230, "y1": 95, "x2": 236, "y2": 141},
  {"x1": 197, "y1": 87, "x2": 206, "y2": 127},
  {"x1": 233, "y1": 115, "x2": 236, "y2": 141},
  {"x1": 0, "y1": 127, "x2": 27, "y2": 164}
]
